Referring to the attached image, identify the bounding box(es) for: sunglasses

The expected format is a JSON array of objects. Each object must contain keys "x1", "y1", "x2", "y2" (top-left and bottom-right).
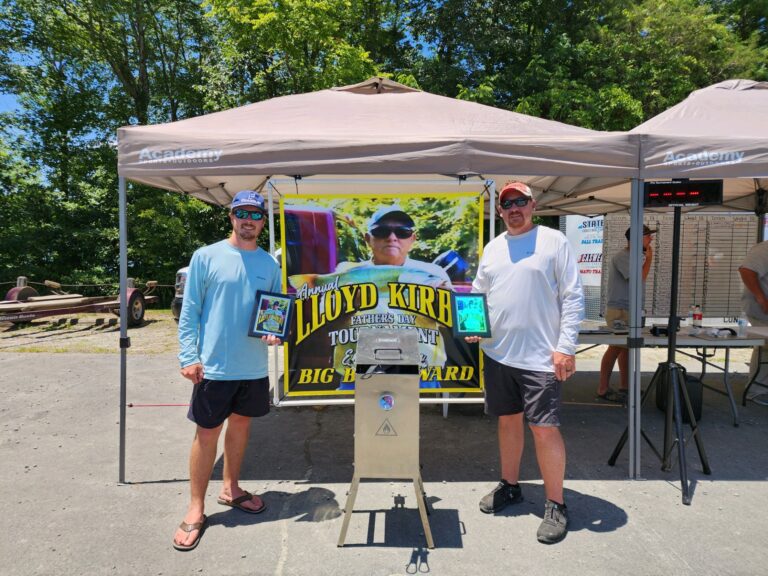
[
  {"x1": 370, "y1": 226, "x2": 414, "y2": 239},
  {"x1": 500, "y1": 197, "x2": 531, "y2": 209},
  {"x1": 232, "y1": 208, "x2": 265, "y2": 221}
]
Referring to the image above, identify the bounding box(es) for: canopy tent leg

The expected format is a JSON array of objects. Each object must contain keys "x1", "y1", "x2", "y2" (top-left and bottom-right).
[
  {"x1": 628, "y1": 177, "x2": 644, "y2": 478},
  {"x1": 488, "y1": 180, "x2": 496, "y2": 238},
  {"x1": 118, "y1": 176, "x2": 129, "y2": 483},
  {"x1": 267, "y1": 181, "x2": 282, "y2": 407}
]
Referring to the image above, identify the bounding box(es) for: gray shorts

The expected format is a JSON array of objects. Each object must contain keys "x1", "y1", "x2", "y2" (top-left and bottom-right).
[{"x1": 483, "y1": 355, "x2": 561, "y2": 426}]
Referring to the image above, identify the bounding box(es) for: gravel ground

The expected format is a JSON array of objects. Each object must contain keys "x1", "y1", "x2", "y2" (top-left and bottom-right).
[
  {"x1": 1, "y1": 351, "x2": 767, "y2": 576},
  {"x1": 1, "y1": 312, "x2": 766, "y2": 575},
  {"x1": 0, "y1": 309, "x2": 178, "y2": 354}
]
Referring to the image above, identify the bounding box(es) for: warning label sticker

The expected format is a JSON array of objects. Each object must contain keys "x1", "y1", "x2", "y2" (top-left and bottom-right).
[{"x1": 375, "y1": 419, "x2": 398, "y2": 436}]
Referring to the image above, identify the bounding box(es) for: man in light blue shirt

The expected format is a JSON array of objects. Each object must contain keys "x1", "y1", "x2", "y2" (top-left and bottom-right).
[{"x1": 173, "y1": 190, "x2": 281, "y2": 551}]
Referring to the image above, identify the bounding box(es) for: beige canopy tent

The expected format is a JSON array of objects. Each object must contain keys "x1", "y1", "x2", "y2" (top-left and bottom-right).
[
  {"x1": 117, "y1": 77, "x2": 637, "y2": 199},
  {"x1": 545, "y1": 80, "x2": 768, "y2": 482},
  {"x1": 114, "y1": 77, "x2": 768, "y2": 483},
  {"x1": 535, "y1": 80, "x2": 768, "y2": 216},
  {"x1": 636, "y1": 79, "x2": 768, "y2": 180},
  {"x1": 628, "y1": 80, "x2": 768, "y2": 480},
  {"x1": 115, "y1": 77, "x2": 645, "y2": 482}
]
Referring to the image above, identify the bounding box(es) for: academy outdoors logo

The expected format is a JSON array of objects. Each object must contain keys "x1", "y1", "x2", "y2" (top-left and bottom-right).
[
  {"x1": 663, "y1": 150, "x2": 744, "y2": 167},
  {"x1": 138, "y1": 148, "x2": 223, "y2": 164}
]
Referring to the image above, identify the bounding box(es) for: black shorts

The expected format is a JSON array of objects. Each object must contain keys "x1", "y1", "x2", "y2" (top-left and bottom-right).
[
  {"x1": 483, "y1": 355, "x2": 561, "y2": 426},
  {"x1": 187, "y1": 377, "x2": 270, "y2": 429}
]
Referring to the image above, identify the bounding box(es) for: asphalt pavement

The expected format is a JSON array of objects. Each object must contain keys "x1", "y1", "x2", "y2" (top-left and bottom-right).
[{"x1": 1, "y1": 350, "x2": 767, "y2": 576}]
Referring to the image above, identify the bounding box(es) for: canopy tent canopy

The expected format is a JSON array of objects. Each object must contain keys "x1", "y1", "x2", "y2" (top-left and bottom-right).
[
  {"x1": 580, "y1": 79, "x2": 768, "y2": 487},
  {"x1": 114, "y1": 77, "x2": 766, "y2": 483},
  {"x1": 118, "y1": 78, "x2": 768, "y2": 218},
  {"x1": 636, "y1": 79, "x2": 768, "y2": 180},
  {"x1": 535, "y1": 80, "x2": 768, "y2": 216},
  {"x1": 115, "y1": 77, "x2": 647, "y2": 482},
  {"x1": 117, "y1": 77, "x2": 638, "y2": 207}
]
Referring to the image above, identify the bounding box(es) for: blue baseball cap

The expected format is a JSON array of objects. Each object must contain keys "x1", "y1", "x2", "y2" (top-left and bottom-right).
[
  {"x1": 231, "y1": 190, "x2": 266, "y2": 211},
  {"x1": 367, "y1": 205, "x2": 415, "y2": 231}
]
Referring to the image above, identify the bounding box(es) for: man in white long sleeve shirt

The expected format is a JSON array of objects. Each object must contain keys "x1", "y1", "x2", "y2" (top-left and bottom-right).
[
  {"x1": 467, "y1": 181, "x2": 584, "y2": 544},
  {"x1": 739, "y1": 241, "x2": 768, "y2": 392}
]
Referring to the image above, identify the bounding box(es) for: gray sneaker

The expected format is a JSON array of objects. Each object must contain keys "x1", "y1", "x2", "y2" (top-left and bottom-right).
[
  {"x1": 537, "y1": 500, "x2": 568, "y2": 544},
  {"x1": 479, "y1": 480, "x2": 523, "y2": 514}
]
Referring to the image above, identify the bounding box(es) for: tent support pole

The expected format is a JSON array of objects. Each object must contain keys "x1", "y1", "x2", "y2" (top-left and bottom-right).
[
  {"x1": 267, "y1": 182, "x2": 281, "y2": 407},
  {"x1": 267, "y1": 181, "x2": 276, "y2": 256},
  {"x1": 489, "y1": 180, "x2": 496, "y2": 238},
  {"x1": 628, "y1": 178, "x2": 644, "y2": 478},
  {"x1": 118, "y1": 176, "x2": 128, "y2": 484}
]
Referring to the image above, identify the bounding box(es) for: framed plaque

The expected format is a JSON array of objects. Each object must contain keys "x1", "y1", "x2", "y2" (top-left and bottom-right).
[
  {"x1": 248, "y1": 290, "x2": 294, "y2": 340},
  {"x1": 451, "y1": 293, "x2": 491, "y2": 338}
]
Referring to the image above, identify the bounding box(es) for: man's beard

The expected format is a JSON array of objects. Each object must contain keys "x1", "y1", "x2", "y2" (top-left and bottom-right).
[
  {"x1": 237, "y1": 227, "x2": 257, "y2": 241},
  {"x1": 506, "y1": 214, "x2": 528, "y2": 229}
]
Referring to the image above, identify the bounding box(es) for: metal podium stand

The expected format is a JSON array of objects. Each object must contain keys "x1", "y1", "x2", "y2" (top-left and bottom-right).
[{"x1": 337, "y1": 327, "x2": 434, "y2": 548}]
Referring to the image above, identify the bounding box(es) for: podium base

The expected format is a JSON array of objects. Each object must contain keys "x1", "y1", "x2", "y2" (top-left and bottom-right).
[{"x1": 337, "y1": 473, "x2": 435, "y2": 549}]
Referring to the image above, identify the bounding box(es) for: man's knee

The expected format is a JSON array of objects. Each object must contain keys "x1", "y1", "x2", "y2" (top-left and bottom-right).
[
  {"x1": 498, "y1": 412, "x2": 524, "y2": 429},
  {"x1": 227, "y1": 412, "x2": 252, "y2": 430},
  {"x1": 528, "y1": 423, "x2": 562, "y2": 440},
  {"x1": 195, "y1": 424, "x2": 223, "y2": 444}
]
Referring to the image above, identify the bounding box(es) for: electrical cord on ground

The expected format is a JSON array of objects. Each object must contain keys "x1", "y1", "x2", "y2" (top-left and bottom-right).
[{"x1": 128, "y1": 403, "x2": 189, "y2": 408}]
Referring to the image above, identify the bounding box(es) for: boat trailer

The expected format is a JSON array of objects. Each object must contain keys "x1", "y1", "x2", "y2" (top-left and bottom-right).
[{"x1": 0, "y1": 277, "x2": 158, "y2": 327}]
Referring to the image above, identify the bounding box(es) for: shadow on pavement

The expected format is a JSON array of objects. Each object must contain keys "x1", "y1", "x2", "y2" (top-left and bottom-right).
[{"x1": 209, "y1": 487, "x2": 343, "y2": 528}]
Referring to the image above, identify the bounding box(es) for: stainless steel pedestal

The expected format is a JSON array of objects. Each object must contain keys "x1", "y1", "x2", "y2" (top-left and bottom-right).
[{"x1": 337, "y1": 327, "x2": 434, "y2": 548}]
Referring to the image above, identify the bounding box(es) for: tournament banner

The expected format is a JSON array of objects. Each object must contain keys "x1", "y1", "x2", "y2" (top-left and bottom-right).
[{"x1": 279, "y1": 193, "x2": 484, "y2": 397}]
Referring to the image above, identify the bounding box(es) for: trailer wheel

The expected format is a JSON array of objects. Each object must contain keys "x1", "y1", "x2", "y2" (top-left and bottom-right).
[
  {"x1": 127, "y1": 291, "x2": 146, "y2": 327},
  {"x1": 4, "y1": 286, "x2": 39, "y2": 302}
]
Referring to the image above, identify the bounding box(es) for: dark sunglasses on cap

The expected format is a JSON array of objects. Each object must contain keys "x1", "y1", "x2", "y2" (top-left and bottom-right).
[
  {"x1": 232, "y1": 208, "x2": 265, "y2": 221},
  {"x1": 370, "y1": 225, "x2": 414, "y2": 239},
  {"x1": 500, "y1": 197, "x2": 531, "y2": 209}
]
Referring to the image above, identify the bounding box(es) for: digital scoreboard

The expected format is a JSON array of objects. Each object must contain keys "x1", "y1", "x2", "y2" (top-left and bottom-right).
[{"x1": 644, "y1": 179, "x2": 723, "y2": 208}]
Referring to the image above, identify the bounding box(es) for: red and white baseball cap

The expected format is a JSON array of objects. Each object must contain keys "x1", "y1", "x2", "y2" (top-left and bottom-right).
[{"x1": 499, "y1": 181, "x2": 533, "y2": 201}]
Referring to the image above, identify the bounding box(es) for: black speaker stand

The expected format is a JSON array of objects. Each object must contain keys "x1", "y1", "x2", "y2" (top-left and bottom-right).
[
  {"x1": 608, "y1": 360, "x2": 711, "y2": 504},
  {"x1": 607, "y1": 206, "x2": 711, "y2": 505}
]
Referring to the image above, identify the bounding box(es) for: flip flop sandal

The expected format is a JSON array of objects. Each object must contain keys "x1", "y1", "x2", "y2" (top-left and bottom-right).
[
  {"x1": 217, "y1": 491, "x2": 267, "y2": 514},
  {"x1": 597, "y1": 388, "x2": 627, "y2": 403},
  {"x1": 172, "y1": 515, "x2": 207, "y2": 552}
]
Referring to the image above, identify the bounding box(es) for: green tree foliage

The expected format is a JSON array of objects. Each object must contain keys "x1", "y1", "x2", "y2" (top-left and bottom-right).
[
  {"x1": 346, "y1": 0, "x2": 415, "y2": 73},
  {"x1": 587, "y1": 0, "x2": 767, "y2": 121},
  {"x1": 411, "y1": 0, "x2": 766, "y2": 128},
  {"x1": 0, "y1": 0, "x2": 225, "y2": 294},
  {"x1": 201, "y1": 0, "x2": 377, "y2": 103},
  {"x1": 1, "y1": 0, "x2": 766, "y2": 294},
  {"x1": 127, "y1": 186, "x2": 232, "y2": 285},
  {"x1": 1, "y1": 0, "x2": 120, "y2": 287},
  {"x1": 706, "y1": 0, "x2": 768, "y2": 45},
  {"x1": 42, "y1": 0, "x2": 214, "y2": 124},
  {"x1": 0, "y1": 131, "x2": 51, "y2": 283}
]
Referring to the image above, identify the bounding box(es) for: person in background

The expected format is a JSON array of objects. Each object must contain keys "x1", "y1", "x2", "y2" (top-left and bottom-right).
[
  {"x1": 173, "y1": 190, "x2": 282, "y2": 551},
  {"x1": 597, "y1": 225, "x2": 655, "y2": 403},
  {"x1": 467, "y1": 181, "x2": 584, "y2": 544},
  {"x1": 738, "y1": 240, "x2": 768, "y2": 393}
]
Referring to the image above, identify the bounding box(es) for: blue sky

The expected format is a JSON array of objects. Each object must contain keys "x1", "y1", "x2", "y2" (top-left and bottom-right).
[{"x1": 0, "y1": 93, "x2": 19, "y2": 113}]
